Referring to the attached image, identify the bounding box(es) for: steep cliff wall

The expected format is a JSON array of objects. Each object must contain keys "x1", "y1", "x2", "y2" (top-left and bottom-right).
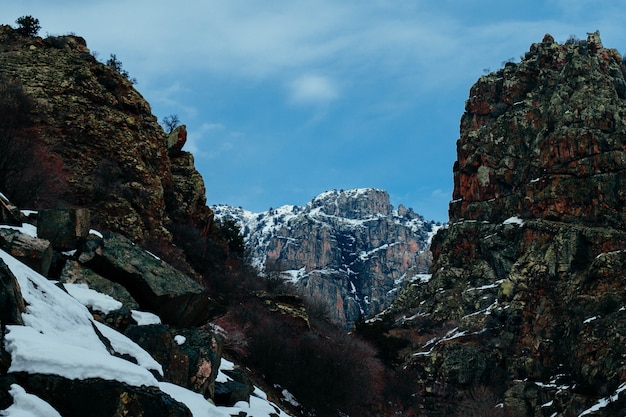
[
  {"x1": 374, "y1": 32, "x2": 626, "y2": 416},
  {"x1": 214, "y1": 188, "x2": 439, "y2": 327},
  {"x1": 0, "y1": 25, "x2": 213, "y2": 244}
]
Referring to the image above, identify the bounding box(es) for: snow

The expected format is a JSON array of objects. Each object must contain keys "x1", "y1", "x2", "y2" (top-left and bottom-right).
[
  {"x1": 0, "y1": 238, "x2": 294, "y2": 417},
  {"x1": 174, "y1": 335, "x2": 186, "y2": 345},
  {"x1": 0, "y1": 223, "x2": 37, "y2": 237},
  {"x1": 4, "y1": 325, "x2": 158, "y2": 387},
  {"x1": 63, "y1": 283, "x2": 123, "y2": 314},
  {"x1": 503, "y1": 216, "x2": 524, "y2": 226},
  {"x1": 159, "y1": 382, "x2": 229, "y2": 417},
  {"x1": 0, "y1": 248, "x2": 159, "y2": 388},
  {"x1": 0, "y1": 384, "x2": 62, "y2": 417},
  {"x1": 578, "y1": 381, "x2": 626, "y2": 416},
  {"x1": 93, "y1": 320, "x2": 163, "y2": 375},
  {"x1": 131, "y1": 309, "x2": 162, "y2": 325}
]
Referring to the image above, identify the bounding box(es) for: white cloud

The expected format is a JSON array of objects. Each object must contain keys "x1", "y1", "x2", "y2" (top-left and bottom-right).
[{"x1": 289, "y1": 74, "x2": 338, "y2": 105}]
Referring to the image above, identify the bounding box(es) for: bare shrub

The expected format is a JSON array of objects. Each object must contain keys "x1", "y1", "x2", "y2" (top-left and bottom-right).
[{"x1": 454, "y1": 385, "x2": 509, "y2": 417}]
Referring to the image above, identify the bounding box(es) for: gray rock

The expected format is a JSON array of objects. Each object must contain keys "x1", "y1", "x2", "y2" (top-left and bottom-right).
[
  {"x1": 83, "y1": 231, "x2": 217, "y2": 326},
  {"x1": 37, "y1": 208, "x2": 91, "y2": 250},
  {"x1": 125, "y1": 324, "x2": 222, "y2": 400},
  {"x1": 0, "y1": 229, "x2": 52, "y2": 276}
]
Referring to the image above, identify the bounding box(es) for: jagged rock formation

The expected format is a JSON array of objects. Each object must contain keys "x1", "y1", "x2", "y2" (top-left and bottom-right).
[
  {"x1": 214, "y1": 188, "x2": 440, "y2": 327},
  {"x1": 0, "y1": 24, "x2": 292, "y2": 417},
  {"x1": 0, "y1": 25, "x2": 213, "y2": 245},
  {"x1": 0, "y1": 208, "x2": 289, "y2": 417},
  {"x1": 371, "y1": 32, "x2": 626, "y2": 416}
]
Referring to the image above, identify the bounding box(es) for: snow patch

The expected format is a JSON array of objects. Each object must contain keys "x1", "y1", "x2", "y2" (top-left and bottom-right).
[
  {"x1": 63, "y1": 283, "x2": 123, "y2": 314},
  {"x1": 131, "y1": 310, "x2": 162, "y2": 325},
  {"x1": 0, "y1": 384, "x2": 62, "y2": 417},
  {"x1": 503, "y1": 216, "x2": 524, "y2": 226}
]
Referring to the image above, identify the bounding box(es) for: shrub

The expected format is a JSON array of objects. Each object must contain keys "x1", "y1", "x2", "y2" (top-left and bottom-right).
[
  {"x1": 15, "y1": 16, "x2": 40, "y2": 37},
  {"x1": 219, "y1": 293, "x2": 384, "y2": 416},
  {"x1": 162, "y1": 114, "x2": 180, "y2": 134},
  {"x1": 105, "y1": 54, "x2": 136, "y2": 84}
]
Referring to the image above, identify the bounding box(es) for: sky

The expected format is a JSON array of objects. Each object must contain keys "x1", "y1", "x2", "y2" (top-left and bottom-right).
[{"x1": 2, "y1": 1, "x2": 626, "y2": 222}]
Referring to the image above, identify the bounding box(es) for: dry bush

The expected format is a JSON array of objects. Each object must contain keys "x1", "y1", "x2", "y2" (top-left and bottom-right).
[{"x1": 221, "y1": 295, "x2": 385, "y2": 417}]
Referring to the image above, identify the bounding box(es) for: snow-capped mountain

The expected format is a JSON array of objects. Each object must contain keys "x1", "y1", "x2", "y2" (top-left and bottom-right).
[{"x1": 213, "y1": 188, "x2": 442, "y2": 327}]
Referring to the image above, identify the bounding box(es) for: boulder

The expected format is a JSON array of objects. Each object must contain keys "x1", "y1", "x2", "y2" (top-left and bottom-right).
[
  {"x1": 0, "y1": 196, "x2": 20, "y2": 227},
  {"x1": 213, "y1": 366, "x2": 254, "y2": 406},
  {"x1": 11, "y1": 373, "x2": 191, "y2": 417},
  {"x1": 37, "y1": 208, "x2": 91, "y2": 251},
  {"x1": 0, "y1": 229, "x2": 52, "y2": 276},
  {"x1": 83, "y1": 231, "x2": 218, "y2": 326},
  {"x1": 125, "y1": 324, "x2": 222, "y2": 400},
  {"x1": 0, "y1": 259, "x2": 25, "y2": 327},
  {"x1": 167, "y1": 125, "x2": 187, "y2": 156},
  {"x1": 59, "y1": 260, "x2": 140, "y2": 311}
]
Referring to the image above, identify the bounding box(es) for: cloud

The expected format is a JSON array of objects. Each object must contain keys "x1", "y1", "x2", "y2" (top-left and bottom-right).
[
  {"x1": 185, "y1": 122, "x2": 240, "y2": 159},
  {"x1": 289, "y1": 74, "x2": 338, "y2": 105}
]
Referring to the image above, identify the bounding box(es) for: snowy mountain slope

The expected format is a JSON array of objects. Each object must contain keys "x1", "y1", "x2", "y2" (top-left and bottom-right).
[
  {"x1": 0, "y1": 241, "x2": 291, "y2": 417},
  {"x1": 213, "y1": 188, "x2": 443, "y2": 326}
]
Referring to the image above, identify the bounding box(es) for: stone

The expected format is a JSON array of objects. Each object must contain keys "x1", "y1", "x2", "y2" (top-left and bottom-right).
[
  {"x1": 83, "y1": 231, "x2": 218, "y2": 326},
  {"x1": 11, "y1": 373, "x2": 192, "y2": 417},
  {"x1": 0, "y1": 259, "x2": 25, "y2": 327},
  {"x1": 0, "y1": 229, "x2": 52, "y2": 276},
  {"x1": 125, "y1": 324, "x2": 222, "y2": 400},
  {"x1": 59, "y1": 260, "x2": 140, "y2": 311},
  {"x1": 167, "y1": 125, "x2": 187, "y2": 156},
  {"x1": 213, "y1": 367, "x2": 254, "y2": 406},
  {"x1": 0, "y1": 195, "x2": 20, "y2": 226},
  {"x1": 37, "y1": 208, "x2": 91, "y2": 251},
  {"x1": 367, "y1": 32, "x2": 626, "y2": 416}
]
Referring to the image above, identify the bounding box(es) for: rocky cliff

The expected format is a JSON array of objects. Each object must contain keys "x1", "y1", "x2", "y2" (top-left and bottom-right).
[
  {"x1": 0, "y1": 25, "x2": 213, "y2": 246},
  {"x1": 0, "y1": 25, "x2": 293, "y2": 417},
  {"x1": 367, "y1": 32, "x2": 626, "y2": 416},
  {"x1": 214, "y1": 188, "x2": 440, "y2": 327}
]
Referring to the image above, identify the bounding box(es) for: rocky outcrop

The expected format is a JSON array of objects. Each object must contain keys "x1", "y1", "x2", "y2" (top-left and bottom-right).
[
  {"x1": 0, "y1": 24, "x2": 213, "y2": 246},
  {"x1": 451, "y1": 31, "x2": 625, "y2": 227},
  {"x1": 125, "y1": 325, "x2": 222, "y2": 400},
  {"x1": 0, "y1": 228, "x2": 52, "y2": 276},
  {"x1": 37, "y1": 208, "x2": 91, "y2": 251},
  {"x1": 214, "y1": 188, "x2": 440, "y2": 327},
  {"x1": 81, "y1": 231, "x2": 218, "y2": 327},
  {"x1": 373, "y1": 32, "x2": 626, "y2": 416}
]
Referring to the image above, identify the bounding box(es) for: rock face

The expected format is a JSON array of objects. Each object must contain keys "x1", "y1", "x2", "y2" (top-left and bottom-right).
[
  {"x1": 214, "y1": 188, "x2": 440, "y2": 327},
  {"x1": 82, "y1": 231, "x2": 218, "y2": 327},
  {"x1": 375, "y1": 32, "x2": 626, "y2": 416},
  {"x1": 0, "y1": 25, "x2": 213, "y2": 245}
]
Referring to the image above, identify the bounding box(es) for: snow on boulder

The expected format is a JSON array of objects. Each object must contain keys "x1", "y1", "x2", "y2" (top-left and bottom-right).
[
  {"x1": 82, "y1": 232, "x2": 219, "y2": 326},
  {"x1": 0, "y1": 248, "x2": 159, "y2": 387}
]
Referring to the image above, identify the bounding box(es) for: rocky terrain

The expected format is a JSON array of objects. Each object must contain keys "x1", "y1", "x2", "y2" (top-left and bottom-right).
[
  {"x1": 363, "y1": 31, "x2": 626, "y2": 416},
  {"x1": 2, "y1": 19, "x2": 626, "y2": 417},
  {"x1": 0, "y1": 24, "x2": 294, "y2": 417},
  {"x1": 214, "y1": 189, "x2": 439, "y2": 327},
  {"x1": 0, "y1": 24, "x2": 213, "y2": 248}
]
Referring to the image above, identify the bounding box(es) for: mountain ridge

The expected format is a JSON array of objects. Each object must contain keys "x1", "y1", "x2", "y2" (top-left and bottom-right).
[{"x1": 213, "y1": 188, "x2": 441, "y2": 327}]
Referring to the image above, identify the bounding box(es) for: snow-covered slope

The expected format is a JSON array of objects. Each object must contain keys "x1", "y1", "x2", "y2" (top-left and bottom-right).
[
  {"x1": 213, "y1": 188, "x2": 443, "y2": 326},
  {"x1": 0, "y1": 246, "x2": 290, "y2": 417}
]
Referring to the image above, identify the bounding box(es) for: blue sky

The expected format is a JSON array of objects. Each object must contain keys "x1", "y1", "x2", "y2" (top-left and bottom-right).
[{"x1": 3, "y1": 1, "x2": 626, "y2": 222}]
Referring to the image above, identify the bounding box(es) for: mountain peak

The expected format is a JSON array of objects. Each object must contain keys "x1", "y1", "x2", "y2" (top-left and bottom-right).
[{"x1": 214, "y1": 188, "x2": 439, "y2": 327}]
